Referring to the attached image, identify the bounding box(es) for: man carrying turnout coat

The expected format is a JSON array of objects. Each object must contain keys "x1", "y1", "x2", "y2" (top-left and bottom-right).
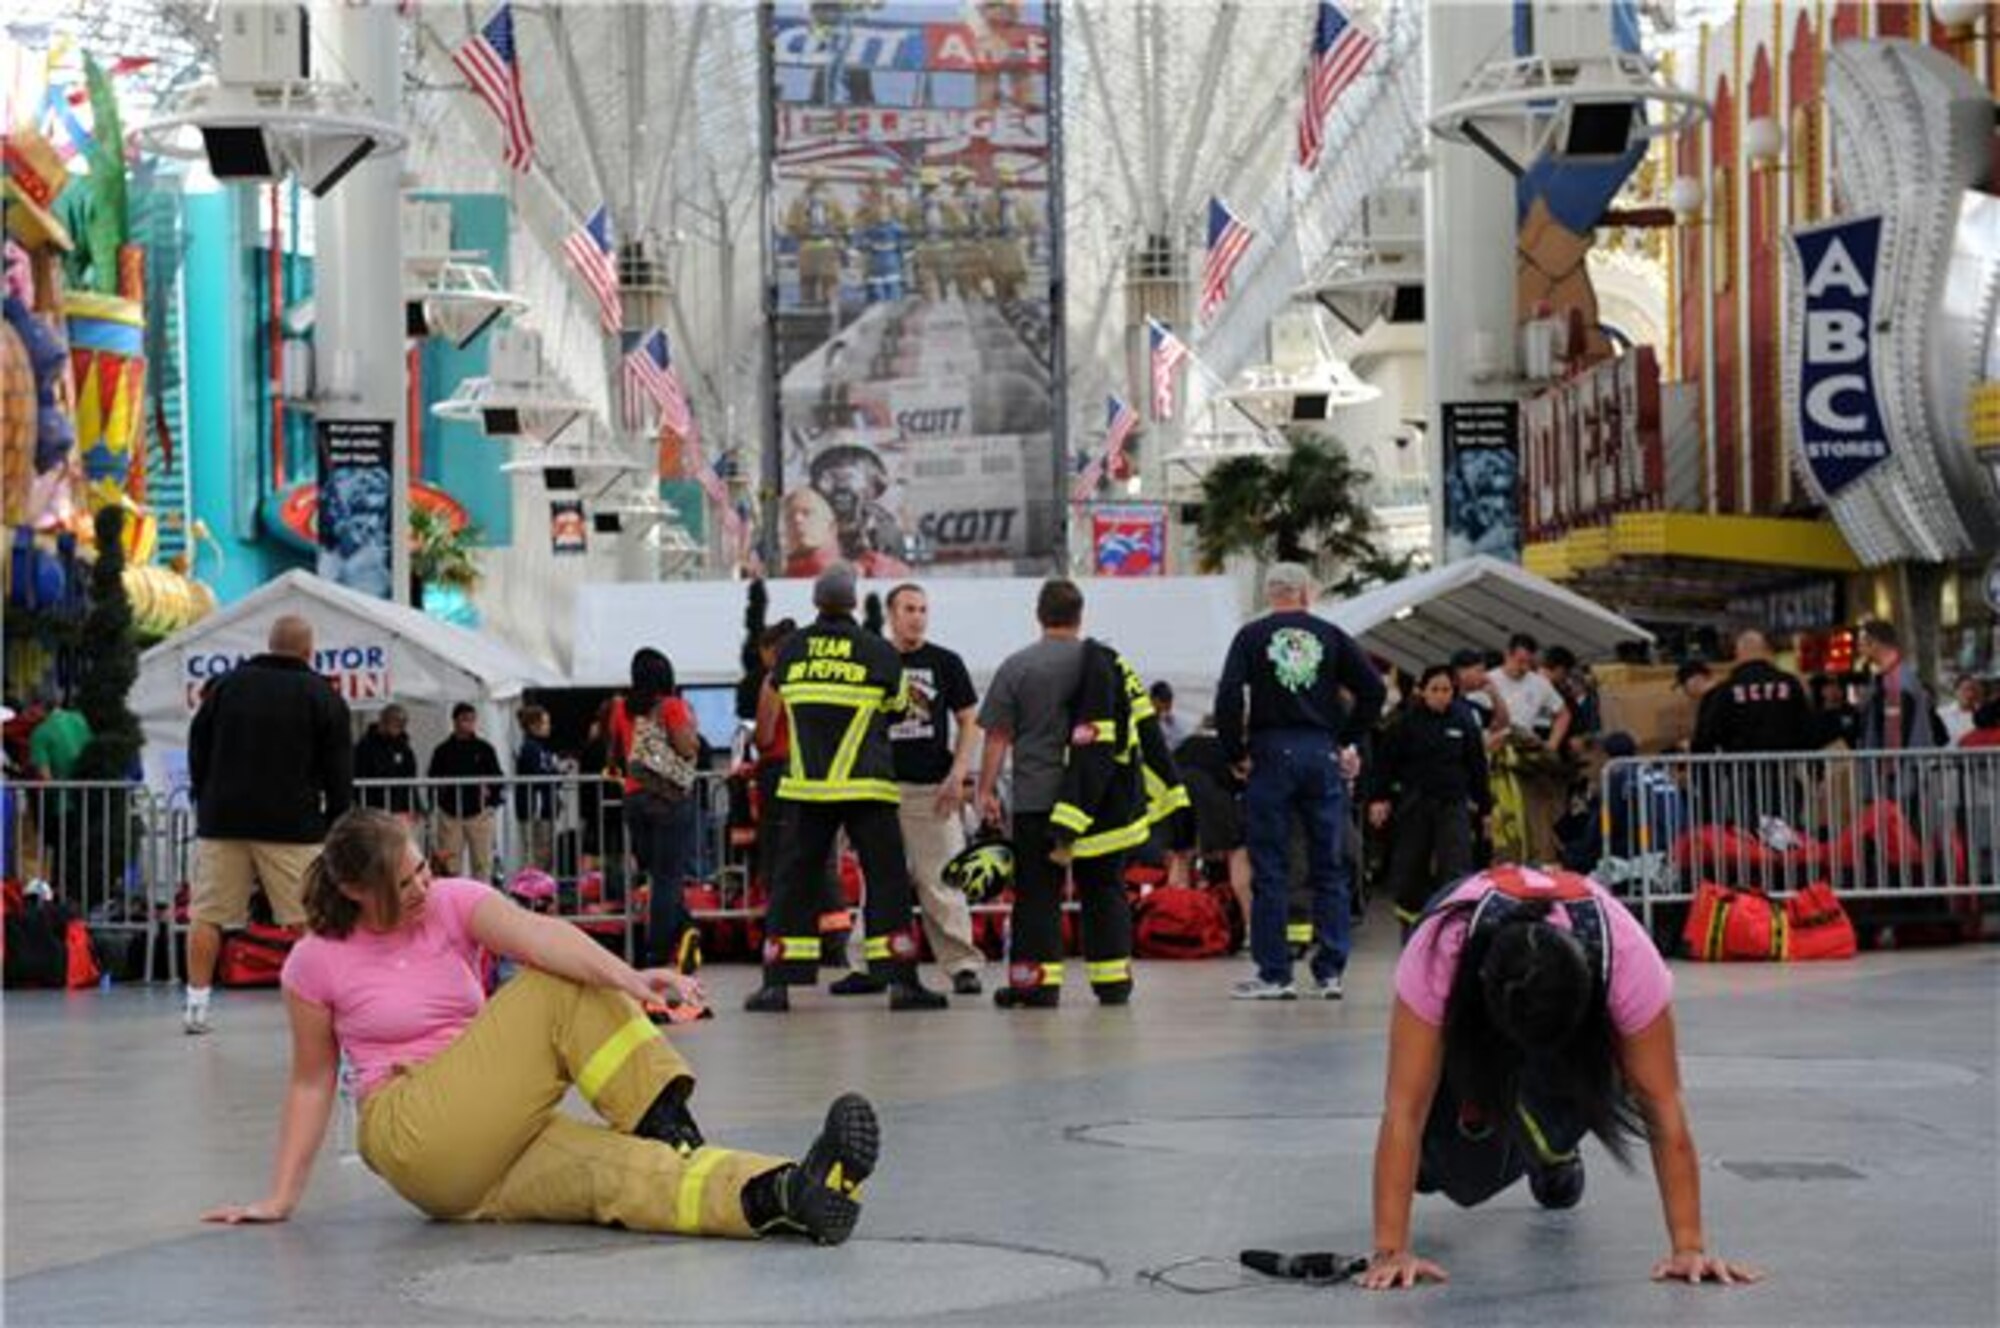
[
  {"x1": 743, "y1": 566, "x2": 948, "y2": 1013},
  {"x1": 1042, "y1": 641, "x2": 1190, "y2": 1006}
]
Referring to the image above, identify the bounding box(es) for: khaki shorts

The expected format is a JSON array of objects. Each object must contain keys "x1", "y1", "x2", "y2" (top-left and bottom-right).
[{"x1": 190, "y1": 838, "x2": 319, "y2": 927}]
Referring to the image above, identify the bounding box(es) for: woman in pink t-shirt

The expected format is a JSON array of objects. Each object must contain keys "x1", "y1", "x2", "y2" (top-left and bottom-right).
[
  {"x1": 202, "y1": 809, "x2": 878, "y2": 1246},
  {"x1": 1359, "y1": 866, "x2": 1760, "y2": 1293}
]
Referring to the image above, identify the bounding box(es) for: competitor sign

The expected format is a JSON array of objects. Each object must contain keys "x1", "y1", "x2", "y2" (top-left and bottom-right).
[{"x1": 1788, "y1": 215, "x2": 1891, "y2": 496}]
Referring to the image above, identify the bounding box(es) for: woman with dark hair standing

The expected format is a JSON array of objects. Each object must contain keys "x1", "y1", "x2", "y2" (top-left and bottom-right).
[
  {"x1": 608, "y1": 648, "x2": 703, "y2": 973},
  {"x1": 1361, "y1": 865, "x2": 1759, "y2": 1292},
  {"x1": 1366, "y1": 665, "x2": 1491, "y2": 936},
  {"x1": 203, "y1": 809, "x2": 877, "y2": 1242}
]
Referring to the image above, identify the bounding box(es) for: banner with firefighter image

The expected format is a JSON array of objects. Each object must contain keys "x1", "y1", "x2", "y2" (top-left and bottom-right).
[{"x1": 765, "y1": 1, "x2": 1061, "y2": 575}]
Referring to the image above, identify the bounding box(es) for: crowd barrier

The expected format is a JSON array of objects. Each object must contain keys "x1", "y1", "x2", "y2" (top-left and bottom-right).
[{"x1": 1598, "y1": 747, "x2": 2000, "y2": 932}]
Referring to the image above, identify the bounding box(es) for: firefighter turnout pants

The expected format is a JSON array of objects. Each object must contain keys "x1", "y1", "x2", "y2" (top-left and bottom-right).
[
  {"x1": 358, "y1": 970, "x2": 785, "y2": 1235},
  {"x1": 1001, "y1": 813, "x2": 1134, "y2": 1002},
  {"x1": 763, "y1": 801, "x2": 921, "y2": 985}
]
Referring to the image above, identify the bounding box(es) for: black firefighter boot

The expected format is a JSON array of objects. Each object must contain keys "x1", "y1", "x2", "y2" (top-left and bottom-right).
[
  {"x1": 633, "y1": 1076, "x2": 704, "y2": 1156},
  {"x1": 740, "y1": 1093, "x2": 881, "y2": 1246},
  {"x1": 888, "y1": 967, "x2": 948, "y2": 1011}
]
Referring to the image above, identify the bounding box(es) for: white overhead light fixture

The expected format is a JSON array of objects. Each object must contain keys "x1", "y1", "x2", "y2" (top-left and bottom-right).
[
  {"x1": 1429, "y1": 3, "x2": 1708, "y2": 178},
  {"x1": 405, "y1": 259, "x2": 528, "y2": 350},
  {"x1": 133, "y1": 3, "x2": 404, "y2": 197},
  {"x1": 431, "y1": 327, "x2": 594, "y2": 444}
]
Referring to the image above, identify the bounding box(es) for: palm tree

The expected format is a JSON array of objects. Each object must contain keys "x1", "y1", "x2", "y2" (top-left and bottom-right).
[
  {"x1": 409, "y1": 506, "x2": 481, "y2": 608},
  {"x1": 1193, "y1": 432, "x2": 1417, "y2": 596}
]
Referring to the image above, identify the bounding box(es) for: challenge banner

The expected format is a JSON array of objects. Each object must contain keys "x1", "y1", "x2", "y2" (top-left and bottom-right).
[
  {"x1": 1090, "y1": 504, "x2": 1167, "y2": 577},
  {"x1": 764, "y1": 0, "x2": 1061, "y2": 577},
  {"x1": 1441, "y1": 401, "x2": 1521, "y2": 563},
  {"x1": 1786, "y1": 215, "x2": 1890, "y2": 497},
  {"x1": 315, "y1": 419, "x2": 394, "y2": 597}
]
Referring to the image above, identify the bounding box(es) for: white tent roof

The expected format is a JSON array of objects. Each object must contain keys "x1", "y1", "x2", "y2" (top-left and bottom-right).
[
  {"x1": 134, "y1": 570, "x2": 565, "y2": 759},
  {"x1": 573, "y1": 577, "x2": 1243, "y2": 704},
  {"x1": 1319, "y1": 556, "x2": 1654, "y2": 676}
]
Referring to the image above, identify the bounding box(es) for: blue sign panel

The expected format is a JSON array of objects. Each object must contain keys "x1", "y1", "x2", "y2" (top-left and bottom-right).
[{"x1": 1789, "y1": 215, "x2": 1891, "y2": 496}]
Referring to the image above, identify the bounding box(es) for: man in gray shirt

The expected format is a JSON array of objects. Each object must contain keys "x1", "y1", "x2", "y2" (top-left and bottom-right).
[{"x1": 976, "y1": 579, "x2": 1087, "y2": 1008}]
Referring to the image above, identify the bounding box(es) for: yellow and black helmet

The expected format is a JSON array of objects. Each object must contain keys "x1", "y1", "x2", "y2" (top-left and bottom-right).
[{"x1": 942, "y1": 837, "x2": 1014, "y2": 903}]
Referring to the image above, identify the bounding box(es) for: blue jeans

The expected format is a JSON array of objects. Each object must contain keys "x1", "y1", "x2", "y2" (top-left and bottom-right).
[
  {"x1": 1246, "y1": 729, "x2": 1350, "y2": 984},
  {"x1": 625, "y1": 791, "x2": 696, "y2": 967}
]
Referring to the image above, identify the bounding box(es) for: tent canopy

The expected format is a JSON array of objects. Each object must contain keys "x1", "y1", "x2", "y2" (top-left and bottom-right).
[
  {"x1": 573, "y1": 577, "x2": 1244, "y2": 706},
  {"x1": 134, "y1": 570, "x2": 565, "y2": 783},
  {"x1": 1318, "y1": 556, "x2": 1654, "y2": 677}
]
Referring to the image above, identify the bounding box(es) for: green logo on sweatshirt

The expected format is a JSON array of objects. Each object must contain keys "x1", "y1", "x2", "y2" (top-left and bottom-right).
[{"x1": 1267, "y1": 628, "x2": 1324, "y2": 694}]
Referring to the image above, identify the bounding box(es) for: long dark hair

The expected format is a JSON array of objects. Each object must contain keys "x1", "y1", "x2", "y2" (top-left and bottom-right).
[
  {"x1": 1439, "y1": 900, "x2": 1644, "y2": 1165},
  {"x1": 629, "y1": 647, "x2": 677, "y2": 716}
]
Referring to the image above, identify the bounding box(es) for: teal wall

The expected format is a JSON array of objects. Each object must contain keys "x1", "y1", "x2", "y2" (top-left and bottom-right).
[
  {"x1": 182, "y1": 187, "x2": 306, "y2": 602},
  {"x1": 181, "y1": 189, "x2": 522, "y2": 606},
  {"x1": 412, "y1": 192, "x2": 512, "y2": 546}
]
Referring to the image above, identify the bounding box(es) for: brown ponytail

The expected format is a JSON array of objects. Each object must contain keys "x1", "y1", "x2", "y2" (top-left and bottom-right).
[{"x1": 304, "y1": 808, "x2": 414, "y2": 938}]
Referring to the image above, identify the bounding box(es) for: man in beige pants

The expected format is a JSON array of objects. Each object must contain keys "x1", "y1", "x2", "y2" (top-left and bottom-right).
[{"x1": 877, "y1": 584, "x2": 986, "y2": 995}]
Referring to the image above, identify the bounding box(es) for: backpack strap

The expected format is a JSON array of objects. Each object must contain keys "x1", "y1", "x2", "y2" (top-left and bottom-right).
[{"x1": 1460, "y1": 887, "x2": 1613, "y2": 997}]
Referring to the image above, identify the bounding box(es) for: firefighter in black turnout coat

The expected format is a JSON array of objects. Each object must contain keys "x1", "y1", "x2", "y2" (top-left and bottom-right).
[{"x1": 744, "y1": 566, "x2": 949, "y2": 1012}]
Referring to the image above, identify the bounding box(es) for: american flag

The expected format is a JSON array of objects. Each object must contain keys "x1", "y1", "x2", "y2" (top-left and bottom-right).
[
  {"x1": 1071, "y1": 395, "x2": 1139, "y2": 504},
  {"x1": 1296, "y1": 1, "x2": 1377, "y2": 172},
  {"x1": 1070, "y1": 454, "x2": 1105, "y2": 506},
  {"x1": 562, "y1": 205, "x2": 622, "y2": 334},
  {"x1": 453, "y1": 5, "x2": 535, "y2": 173},
  {"x1": 1200, "y1": 197, "x2": 1254, "y2": 325},
  {"x1": 622, "y1": 328, "x2": 695, "y2": 439},
  {"x1": 1148, "y1": 320, "x2": 1191, "y2": 421}
]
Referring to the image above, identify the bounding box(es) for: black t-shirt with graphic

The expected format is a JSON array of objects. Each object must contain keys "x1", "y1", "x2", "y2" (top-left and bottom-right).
[{"x1": 887, "y1": 641, "x2": 978, "y2": 786}]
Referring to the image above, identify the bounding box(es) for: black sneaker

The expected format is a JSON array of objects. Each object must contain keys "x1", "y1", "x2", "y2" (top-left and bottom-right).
[
  {"x1": 772, "y1": 1093, "x2": 880, "y2": 1246},
  {"x1": 743, "y1": 984, "x2": 791, "y2": 1013},
  {"x1": 889, "y1": 981, "x2": 948, "y2": 1011},
  {"x1": 829, "y1": 972, "x2": 888, "y2": 996},
  {"x1": 1529, "y1": 1156, "x2": 1585, "y2": 1210},
  {"x1": 951, "y1": 969, "x2": 983, "y2": 996}
]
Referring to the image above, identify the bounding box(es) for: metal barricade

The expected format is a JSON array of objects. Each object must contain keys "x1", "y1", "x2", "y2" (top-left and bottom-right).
[
  {"x1": 1599, "y1": 747, "x2": 2000, "y2": 931},
  {"x1": 1, "y1": 778, "x2": 170, "y2": 982}
]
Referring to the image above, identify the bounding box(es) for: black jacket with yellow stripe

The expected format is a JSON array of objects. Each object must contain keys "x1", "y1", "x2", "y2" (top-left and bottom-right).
[
  {"x1": 1050, "y1": 640, "x2": 1190, "y2": 858},
  {"x1": 774, "y1": 613, "x2": 907, "y2": 804}
]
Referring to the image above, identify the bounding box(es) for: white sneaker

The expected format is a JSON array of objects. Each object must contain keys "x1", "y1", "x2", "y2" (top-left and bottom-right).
[
  {"x1": 1304, "y1": 973, "x2": 1345, "y2": 1000},
  {"x1": 1230, "y1": 977, "x2": 1297, "y2": 1001},
  {"x1": 183, "y1": 1002, "x2": 212, "y2": 1035}
]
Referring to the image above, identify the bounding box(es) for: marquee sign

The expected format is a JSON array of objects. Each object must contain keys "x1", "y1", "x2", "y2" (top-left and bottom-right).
[{"x1": 1787, "y1": 215, "x2": 1890, "y2": 497}]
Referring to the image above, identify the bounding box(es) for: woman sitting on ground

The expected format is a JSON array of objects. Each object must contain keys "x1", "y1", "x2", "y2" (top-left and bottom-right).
[
  {"x1": 1361, "y1": 864, "x2": 1759, "y2": 1292},
  {"x1": 204, "y1": 808, "x2": 876, "y2": 1245}
]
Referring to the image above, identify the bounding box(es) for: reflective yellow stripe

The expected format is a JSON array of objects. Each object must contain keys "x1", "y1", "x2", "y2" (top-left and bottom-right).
[
  {"x1": 575, "y1": 1015, "x2": 659, "y2": 1104},
  {"x1": 1088, "y1": 958, "x2": 1131, "y2": 984},
  {"x1": 863, "y1": 935, "x2": 891, "y2": 960},
  {"x1": 779, "y1": 936, "x2": 822, "y2": 961},
  {"x1": 777, "y1": 778, "x2": 900, "y2": 803},
  {"x1": 1515, "y1": 1105, "x2": 1575, "y2": 1165},
  {"x1": 1038, "y1": 962, "x2": 1065, "y2": 987},
  {"x1": 1285, "y1": 922, "x2": 1313, "y2": 944},
  {"x1": 827, "y1": 704, "x2": 873, "y2": 787},
  {"x1": 1074, "y1": 817, "x2": 1151, "y2": 858},
  {"x1": 675, "y1": 1147, "x2": 734, "y2": 1233},
  {"x1": 1050, "y1": 802, "x2": 1092, "y2": 834},
  {"x1": 1087, "y1": 719, "x2": 1119, "y2": 742},
  {"x1": 777, "y1": 683, "x2": 887, "y2": 707},
  {"x1": 1394, "y1": 905, "x2": 1424, "y2": 926}
]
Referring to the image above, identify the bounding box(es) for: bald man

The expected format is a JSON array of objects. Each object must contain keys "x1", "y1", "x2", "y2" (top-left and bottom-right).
[
  {"x1": 184, "y1": 616, "x2": 353, "y2": 1034},
  {"x1": 1691, "y1": 629, "x2": 1816, "y2": 756}
]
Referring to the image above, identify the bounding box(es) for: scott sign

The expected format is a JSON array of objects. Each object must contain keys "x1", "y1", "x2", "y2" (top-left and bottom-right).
[{"x1": 1788, "y1": 215, "x2": 1891, "y2": 496}]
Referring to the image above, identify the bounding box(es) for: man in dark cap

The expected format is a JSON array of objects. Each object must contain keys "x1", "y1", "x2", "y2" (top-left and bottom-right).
[{"x1": 744, "y1": 565, "x2": 948, "y2": 1012}]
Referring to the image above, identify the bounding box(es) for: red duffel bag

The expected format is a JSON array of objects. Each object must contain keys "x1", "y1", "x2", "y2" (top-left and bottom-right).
[
  {"x1": 1682, "y1": 882, "x2": 1785, "y2": 962},
  {"x1": 1783, "y1": 881, "x2": 1858, "y2": 962},
  {"x1": 1133, "y1": 886, "x2": 1232, "y2": 960},
  {"x1": 217, "y1": 922, "x2": 302, "y2": 988}
]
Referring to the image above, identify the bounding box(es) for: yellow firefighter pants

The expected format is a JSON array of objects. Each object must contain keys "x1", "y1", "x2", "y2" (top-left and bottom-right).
[{"x1": 358, "y1": 969, "x2": 784, "y2": 1236}]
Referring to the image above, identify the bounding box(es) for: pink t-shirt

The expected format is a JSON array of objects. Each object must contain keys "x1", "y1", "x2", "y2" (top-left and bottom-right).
[
  {"x1": 281, "y1": 877, "x2": 493, "y2": 1097},
  {"x1": 1394, "y1": 871, "x2": 1673, "y2": 1038}
]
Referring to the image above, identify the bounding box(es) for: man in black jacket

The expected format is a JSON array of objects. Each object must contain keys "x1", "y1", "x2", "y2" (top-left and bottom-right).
[
  {"x1": 353, "y1": 704, "x2": 419, "y2": 816},
  {"x1": 428, "y1": 703, "x2": 503, "y2": 881},
  {"x1": 1215, "y1": 563, "x2": 1385, "y2": 1001},
  {"x1": 1692, "y1": 629, "x2": 1817, "y2": 828},
  {"x1": 185, "y1": 615, "x2": 352, "y2": 1034}
]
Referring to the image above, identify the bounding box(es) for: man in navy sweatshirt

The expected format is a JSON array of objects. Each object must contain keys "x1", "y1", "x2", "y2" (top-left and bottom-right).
[{"x1": 1215, "y1": 563, "x2": 1385, "y2": 1001}]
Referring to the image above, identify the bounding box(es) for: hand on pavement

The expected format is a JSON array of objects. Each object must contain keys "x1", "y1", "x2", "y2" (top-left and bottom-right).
[
  {"x1": 202, "y1": 1198, "x2": 292, "y2": 1225},
  {"x1": 1357, "y1": 1251, "x2": 1448, "y2": 1291},
  {"x1": 1650, "y1": 1250, "x2": 1763, "y2": 1286}
]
